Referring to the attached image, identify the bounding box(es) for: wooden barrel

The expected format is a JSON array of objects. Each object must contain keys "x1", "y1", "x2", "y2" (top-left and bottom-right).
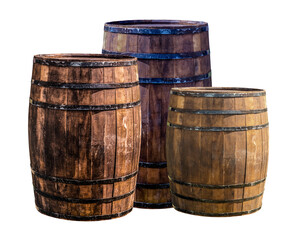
[
  {"x1": 102, "y1": 20, "x2": 212, "y2": 208},
  {"x1": 28, "y1": 54, "x2": 141, "y2": 220},
  {"x1": 166, "y1": 87, "x2": 269, "y2": 216}
]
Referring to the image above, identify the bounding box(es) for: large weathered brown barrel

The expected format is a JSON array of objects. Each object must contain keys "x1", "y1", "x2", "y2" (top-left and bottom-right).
[
  {"x1": 28, "y1": 54, "x2": 141, "y2": 220},
  {"x1": 102, "y1": 20, "x2": 212, "y2": 208},
  {"x1": 166, "y1": 87, "x2": 269, "y2": 216}
]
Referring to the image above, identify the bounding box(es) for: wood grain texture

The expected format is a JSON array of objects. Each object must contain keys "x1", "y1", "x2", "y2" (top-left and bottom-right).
[
  {"x1": 29, "y1": 54, "x2": 141, "y2": 220},
  {"x1": 166, "y1": 87, "x2": 269, "y2": 216},
  {"x1": 103, "y1": 20, "x2": 212, "y2": 208}
]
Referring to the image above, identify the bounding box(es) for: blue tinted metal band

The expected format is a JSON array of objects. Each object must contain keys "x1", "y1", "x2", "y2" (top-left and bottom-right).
[
  {"x1": 34, "y1": 57, "x2": 136, "y2": 67},
  {"x1": 32, "y1": 79, "x2": 139, "y2": 89},
  {"x1": 32, "y1": 168, "x2": 138, "y2": 185},
  {"x1": 167, "y1": 122, "x2": 269, "y2": 132},
  {"x1": 171, "y1": 89, "x2": 266, "y2": 98},
  {"x1": 36, "y1": 205, "x2": 133, "y2": 221},
  {"x1": 169, "y1": 107, "x2": 267, "y2": 115},
  {"x1": 35, "y1": 188, "x2": 135, "y2": 204},
  {"x1": 134, "y1": 202, "x2": 172, "y2": 209},
  {"x1": 139, "y1": 161, "x2": 167, "y2": 168},
  {"x1": 104, "y1": 25, "x2": 208, "y2": 35},
  {"x1": 101, "y1": 49, "x2": 210, "y2": 60},
  {"x1": 171, "y1": 190, "x2": 263, "y2": 203},
  {"x1": 169, "y1": 175, "x2": 266, "y2": 189},
  {"x1": 139, "y1": 72, "x2": 211, "y2": 84},
  {"x1": 30, "y1": 99, "x2": 141, "y2": 111},
  {"x1": 173, "y1": 205, "x2": 261, "y2": 217}
]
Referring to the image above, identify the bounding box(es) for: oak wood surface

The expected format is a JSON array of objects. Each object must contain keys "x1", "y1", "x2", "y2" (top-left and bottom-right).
[
  {"x1": 166, "y1": 87, "x2": 269, "y2": 216},
  {"x1": 28, "y1": 54, "x2": 141, "y2": 220},
  {"x1": 103, "y1": 20, "x2": 212, "y2": 208}
]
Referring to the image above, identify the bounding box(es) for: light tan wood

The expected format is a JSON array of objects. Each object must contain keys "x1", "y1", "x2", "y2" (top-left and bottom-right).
[{"x1": 166, "y1": 87, "x2": 269, "y2": 216}]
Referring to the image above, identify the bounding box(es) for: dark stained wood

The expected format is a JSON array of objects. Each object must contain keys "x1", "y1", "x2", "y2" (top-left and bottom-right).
[
  {"x1": 166, "y1": 87, "x2": 269, "y2": 216},
  {"x1": 29, "y1": 54, "x2": 141, "y2": 220},
  {"x1": 103, "y1": 20, "x2": 212, "y2": 208}
]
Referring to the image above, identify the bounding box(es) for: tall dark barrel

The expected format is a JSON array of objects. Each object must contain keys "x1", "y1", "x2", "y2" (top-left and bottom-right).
[
  {"x1": 166, "y1": 87, "x2": 269, "y2": 216},
  {"x1": 28, "y1": 54, "x2": 141, "y2": 220},
  {"x1": 102, "y1": 20, "x2": 212, "y2": 208}
]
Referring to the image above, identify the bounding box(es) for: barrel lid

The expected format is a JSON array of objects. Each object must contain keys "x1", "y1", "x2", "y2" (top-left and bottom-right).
[
  {"x1": 34, "y1": 54, "x2": 137, "y2": 67},
  {"x1": 104, "y1": 20, "x2": 208, "y2": 35},
  {"x1": 170, "y1": 87, "x2": 266, "y2": 98}
]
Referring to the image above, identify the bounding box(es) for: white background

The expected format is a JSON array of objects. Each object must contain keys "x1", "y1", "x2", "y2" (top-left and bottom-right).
[{"x1": 1, "y1": 0, "x2": 306, "y2": 239}]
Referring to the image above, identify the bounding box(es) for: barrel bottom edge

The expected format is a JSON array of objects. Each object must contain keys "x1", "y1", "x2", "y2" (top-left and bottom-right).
[
  {"x1": 134, "y1": 201, "x2": 172, "y2": 209},
  {"x1": 172, "y1": 205, "x2": 261, "y2": 217},
  {"x1": 35, "y1": 205, "x2": 133, "y2": 221}
]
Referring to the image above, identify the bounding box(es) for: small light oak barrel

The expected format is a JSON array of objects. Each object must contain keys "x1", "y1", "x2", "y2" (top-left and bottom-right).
[
  {"x1": 166, "y1": 87, "x2": 269, "y2": 216},
  {"x1": 28, "y1": 54, "x2": 141, "y2": 220},
  {"x1": 102, "y1": 20, "x2": 212, "y2": 208}
]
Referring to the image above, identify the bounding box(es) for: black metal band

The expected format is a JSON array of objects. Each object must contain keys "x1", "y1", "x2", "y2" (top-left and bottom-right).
[
  {"x1": 31, "y1": 79, "x2": 139, "y2": 89},
  {"x1": 173, "y1": 205, "x2": 261, "y2": 217},
  {"x1": 136, "y1": 183, "x2": 170, "y2": 189},
  {"x1": 139, "y1": 72, "x2": 211, "y2": 84},
  {"x1": 35, "y1": 188, "x2": 134, "y2": 204},
  {"x1": 102, "y1": 49, "x2": 210, "y2": 60},
  {"x1": 170, "y1": 89, "x2": 266, "y2": 98},
  {"x1": 31, "y1": 168, "x2": 138, "y2": 185},
  {"x1": 34, "y1": 57, "x2": 136, "y2": 67},
  {"x1": 139, "y1": 162, "x2": 167, "y2": 168},
  {"x1": 35, "y1": 205, "x2": 133, "y2": 221},
  {"x1": 169, "y1": 107, "x2": 267, "y2": 115},
  {"x1": 169, "y1": 176, "x2": 266, "y2": 189},
  {"x1": 171, "y1": 190, "x2": 263, "y2": 203},
  {"x1": 29, "y1": 98, "x2": 141, "y2": 111},
  {"x1": 167, "y1": 122, "x2": 269, "y2": 132},
  {"x1": 134, "y1": 202, "x2": 172, "y2": 209},
  {"x1": 105, "y1": 21, "x2": 208, "y2": 35}
]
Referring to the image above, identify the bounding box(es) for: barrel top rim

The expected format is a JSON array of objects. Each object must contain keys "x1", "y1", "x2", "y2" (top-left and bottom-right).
[
  {"x1": 104, "y1": 20, "x2": 208, "y2": 35},
  {"x1": 171, "y1": 87, "x2": 266, "y2": 97},
  {"x1": 34, "y1": 54, "x2": 137, "y2": 67},
  {"x1": 34, "y1": 53, "x2": 137, "y2": 63},
  {"x1": 105, "y1": 20, "x2": 208, "y2": 29},
  {"x1": 171, "y1": 87, "x2": 265, "y2": 93}
]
